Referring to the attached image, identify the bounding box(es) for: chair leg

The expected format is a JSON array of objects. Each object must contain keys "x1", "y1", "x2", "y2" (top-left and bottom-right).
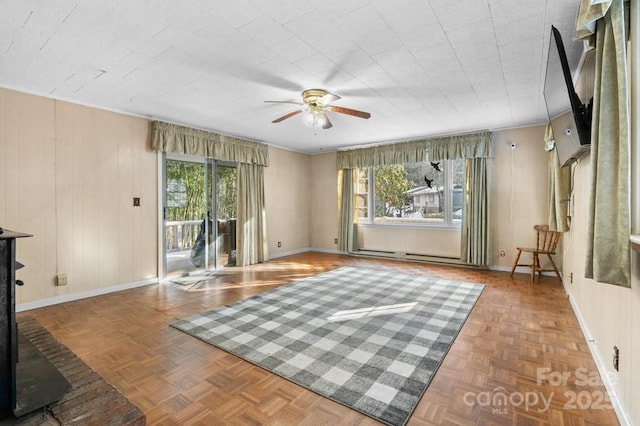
[
  {"x1": 510, "y1": 250, "x2": 522, "y2": 277},
  {"x1": 537, "y1": 255, "x2": 544, "y2": 281},
  {"x1": 547, "y1": 254, "x2": 562, "y2": 282},
  {"x1": 531, "y1": 254, "x2": 538, "y2": 282}
]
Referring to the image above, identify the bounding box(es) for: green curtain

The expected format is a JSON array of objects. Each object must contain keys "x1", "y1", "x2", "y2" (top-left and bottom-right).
[
  {"x1": 236, "y1": 163, "x2": 268, "y2": 266},
  {"x1": 461, "y1": 158, "x2": 490, "y2": 266},
  {"x1": 582, "y1": 0, "x2": 631, "y2": 287},
  {"x1": 336, "y1": 131, "x2": 492, "y2": 169},
  {"x1": 338, "y1": 169, "x2": 358, "y2": 252},
  {"x1": 151, "y1": 121, "x2": 269, "y2": 166},
  {"x1": 546, "y1": 124, "x2": 571, "y2": 232}
]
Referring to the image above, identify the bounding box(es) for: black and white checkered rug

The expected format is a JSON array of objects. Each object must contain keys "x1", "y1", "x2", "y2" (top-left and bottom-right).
[{"x1": 170, "y1": 266, "x2": 484, "y2": 425}]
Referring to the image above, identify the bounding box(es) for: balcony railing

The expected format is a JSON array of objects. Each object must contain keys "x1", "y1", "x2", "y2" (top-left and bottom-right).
[{"x1": 165, "y1": 220, "x2": 202, "y2": 252}]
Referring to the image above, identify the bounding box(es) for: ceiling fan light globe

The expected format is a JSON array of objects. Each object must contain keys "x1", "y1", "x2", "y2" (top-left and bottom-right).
[{"x1": 303, "y1": 111, "x2": 315, "y2": 125}]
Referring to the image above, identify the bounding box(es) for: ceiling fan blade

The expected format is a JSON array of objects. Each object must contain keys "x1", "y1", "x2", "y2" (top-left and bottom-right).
[
  {"x1": 318, "y1": 92, "x2": 341, "y2": 105},
  {"x1": 326, "y1": 105, "x2": 371, "y2": 119},
  {"x1": 272, "y1": 110, "x2": 303, "y2": 123},
  {"x1": 264, "y1": 100, "x2": 304, "y2": 105},
  {"x1": 320, "y1": 112, "x2": 333, "y2": 129}
]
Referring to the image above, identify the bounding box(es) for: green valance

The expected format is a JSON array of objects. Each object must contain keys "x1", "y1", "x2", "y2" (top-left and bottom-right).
[
  {"x1": 428, "y1": 132, "x2": 493, "y2": 162},
  {"x1": 151, "y1": 121, "x2": 269, "y2": 166},
  {"x1": 336, "y1": 140, "x2": 428, "y2": 170},
  {"x1": 336, "y1": 131, "x2": 492, "y2": 169}
]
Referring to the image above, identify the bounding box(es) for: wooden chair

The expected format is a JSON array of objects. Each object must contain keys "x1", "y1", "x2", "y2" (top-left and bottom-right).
[{"x1": 510, "y1": 225, "x2": 562, "y2": 282}]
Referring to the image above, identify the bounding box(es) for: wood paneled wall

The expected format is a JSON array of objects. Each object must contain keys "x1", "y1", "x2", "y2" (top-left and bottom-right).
[
  {"x1": 0, "y1": 88, "x2": 157, "y2": 304},
  {"x1": 565, "y1": 144, "x2": 639, "y2": 425},
  {"x1": 309, "y1": 152, "x2": 339, "y2": 251},
  {"x1": 560, "y1": 49, "x2": 639, "y2": 424},
  {"x1": 264, "y1": 147, "x2": 311, "y2": 256}
]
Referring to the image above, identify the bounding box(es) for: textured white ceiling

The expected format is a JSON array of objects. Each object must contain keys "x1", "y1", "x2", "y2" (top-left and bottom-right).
[{"x1": 0, "y1": 0, "x2": 585, "y2": 153}]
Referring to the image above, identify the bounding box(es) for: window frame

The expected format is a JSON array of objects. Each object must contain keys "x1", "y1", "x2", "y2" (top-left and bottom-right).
[{"x1": 357, "y1": 159, "x2": 464, "y2": 229}]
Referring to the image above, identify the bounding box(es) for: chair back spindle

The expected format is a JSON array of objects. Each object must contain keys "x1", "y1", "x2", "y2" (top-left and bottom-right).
[{"x1": 534, "y1": 224, "x2": 560, "y2": 253}]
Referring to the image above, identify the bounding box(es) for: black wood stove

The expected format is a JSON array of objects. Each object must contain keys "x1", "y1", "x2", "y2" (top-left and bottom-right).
[{"x1": 0, "y1": 228, "x2": 70, "y2": 419}]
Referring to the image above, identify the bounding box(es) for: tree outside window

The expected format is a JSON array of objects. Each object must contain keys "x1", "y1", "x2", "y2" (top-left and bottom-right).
[{"x1": 374, "y1": 165, "x2": 413, "y2": 217}]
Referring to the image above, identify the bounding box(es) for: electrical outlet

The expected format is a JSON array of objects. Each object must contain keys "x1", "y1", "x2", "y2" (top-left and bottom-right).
[
  {"x1": 57, "y1": 273, "x2": 68, "y2": 286},
  {"x1": 499, "y1": 250, "x2": 505, "y2": 257},
  {"x1": 334, "y1": 238, "x2": 338, "y2": 244},
  {"x1": 277, "y1": 241, "x2": 281, "y2": 248},
  {"x1": 613, "y1": 346, "x2": 619, "y2": 371},
  {"x1": 570, "y1": 272, "x2": 573, "y2": 284},
  {"x1": 133, "y1": 197, "x2": 140, "y2": 206}
]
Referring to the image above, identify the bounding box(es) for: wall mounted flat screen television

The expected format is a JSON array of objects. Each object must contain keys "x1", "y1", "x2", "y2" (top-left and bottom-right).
[{"x1": 544, "y1": 26, "x2": 592, "y2": 167}]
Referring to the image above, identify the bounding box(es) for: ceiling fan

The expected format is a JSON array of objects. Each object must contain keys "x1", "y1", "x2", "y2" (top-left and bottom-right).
[{"x1": 265, "y1": 88, "x2": 371, "y2": 129}]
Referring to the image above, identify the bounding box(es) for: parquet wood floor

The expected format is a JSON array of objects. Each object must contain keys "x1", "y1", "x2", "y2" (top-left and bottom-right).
[{"x1": 18, "y1": 252, "x2": 620, "y2": 425}]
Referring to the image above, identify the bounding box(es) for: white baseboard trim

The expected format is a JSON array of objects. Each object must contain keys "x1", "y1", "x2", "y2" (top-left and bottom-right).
[
  {"x1": 269, "y1": 247, "x2": 313, "y2": 259},
  {"x1": 560, "y1": 279, "x2": 630, "y2": 426},
  {"x1": 310, "y1": 247, "x2": 343, "y2": 255},
  {"x1": 16, "y1": 277, "x2": 159, "y2": 313},
  {"x1": 489, "y1": 265, "x2": 558, "y2": 277},
  {"x1": 269, "y1": 247, "x2": 343, "y2": 259}
]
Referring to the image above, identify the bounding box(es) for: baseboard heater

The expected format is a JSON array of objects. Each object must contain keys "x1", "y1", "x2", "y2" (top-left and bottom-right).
[{"x1": 354, "y1": 249, "x2": 466, "y2": 266}]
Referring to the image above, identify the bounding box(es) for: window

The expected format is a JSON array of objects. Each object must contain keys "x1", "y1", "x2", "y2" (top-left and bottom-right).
[{"x1": 356, "y1": 158, "x2": 465, "y2": 227}]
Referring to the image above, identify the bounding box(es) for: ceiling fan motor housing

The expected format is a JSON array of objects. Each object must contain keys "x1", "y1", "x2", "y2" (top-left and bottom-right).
[{"x1": 302, "y1": 89, "x2": 329, "y2": 106}]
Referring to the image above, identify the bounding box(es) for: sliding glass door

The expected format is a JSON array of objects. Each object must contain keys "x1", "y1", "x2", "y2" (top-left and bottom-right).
[
  {"x1": 215, "y1": 164, "x2": 237, "y2": 269},
  {"x1": 163, "y1": 156, "x2": 237, "y2": 277},
  {"x1": 164, "y1": 157, "x2": 211, "y2": 276}
]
